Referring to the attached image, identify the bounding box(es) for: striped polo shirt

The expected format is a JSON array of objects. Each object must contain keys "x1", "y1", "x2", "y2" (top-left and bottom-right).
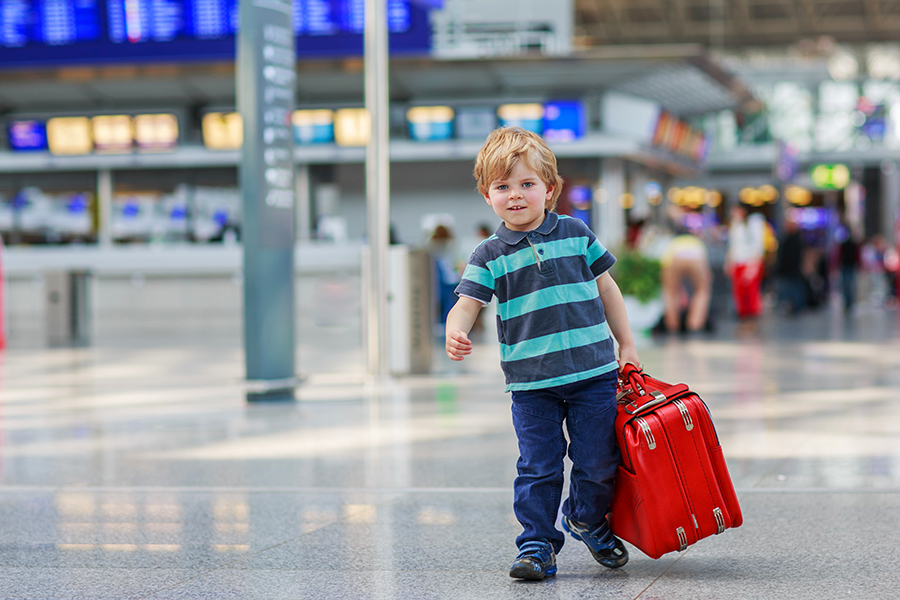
[{"x1": 456, "y1": 212, "x2": 618, "y2": 392}]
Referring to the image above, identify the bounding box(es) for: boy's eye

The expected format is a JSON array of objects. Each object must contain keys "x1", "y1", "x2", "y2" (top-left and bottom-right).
[
  {"x1": 522, "y1": 182, "x2": 533, "y2": 188},
  {"x1": 496, "y1": 184, "x2": 508, "y2": 190}
]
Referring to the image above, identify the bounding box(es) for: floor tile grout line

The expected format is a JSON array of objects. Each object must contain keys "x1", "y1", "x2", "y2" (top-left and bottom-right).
[{"x1": 632, "y1": 545, "x2": 693, "y2": 600}]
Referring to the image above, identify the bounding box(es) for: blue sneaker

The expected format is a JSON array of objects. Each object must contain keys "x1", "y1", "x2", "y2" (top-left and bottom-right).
[
  {"x1": 562, "y1": 515, "x2": 629, "y2": 569},
  {"x1": 509, "y1": 540, "x2": 557, "y2": 580}
]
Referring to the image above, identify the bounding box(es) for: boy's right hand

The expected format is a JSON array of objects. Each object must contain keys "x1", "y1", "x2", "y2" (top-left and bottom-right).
[{"x1": 446, "y1": 330, "x2": 473, "y2": 361}]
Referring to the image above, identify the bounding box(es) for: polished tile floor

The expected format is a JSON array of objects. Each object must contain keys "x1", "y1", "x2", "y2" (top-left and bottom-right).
[{"x1": 1, "y1": 301, "x2": 899, "y2": 599}]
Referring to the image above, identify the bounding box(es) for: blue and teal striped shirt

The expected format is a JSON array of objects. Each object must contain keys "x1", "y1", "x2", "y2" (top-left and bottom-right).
[{"x1": 456, "y1": 212, "x2": 618, "y2": 392}]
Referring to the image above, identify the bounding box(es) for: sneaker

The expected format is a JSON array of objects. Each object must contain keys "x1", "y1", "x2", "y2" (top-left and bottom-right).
[
  {"x1": 562, "y1": 515, "x2": 629, "y2": 569},
  {"x1": 509, "y1": 540, "x2": 557, "y2": 580}
]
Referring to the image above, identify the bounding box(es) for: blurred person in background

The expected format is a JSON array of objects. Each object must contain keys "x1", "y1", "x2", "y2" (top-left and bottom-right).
[
  {"x1": 775, "y1": 214, "x2": 808, "y2": 316},
  {"x1": 725, "y1": 204, "x2": 767, "y2": 323},
  {"x1": 865, "y1": 234, "x2": 898, "y2": 309},
  {"x1": 427, "y1": 224, "x2": 461, "y2": 325},
  {"x1": 659, "y1": 226, "x2": 712, "y2": 334},
  {"x1": 837, "y1": 222, "x2": 860, "y2": 316}
]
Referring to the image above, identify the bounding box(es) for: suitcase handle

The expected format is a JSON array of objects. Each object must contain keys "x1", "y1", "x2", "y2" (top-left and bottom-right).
[{"x1": 619, "y1": 362, "x2": 646, "y2": 396}]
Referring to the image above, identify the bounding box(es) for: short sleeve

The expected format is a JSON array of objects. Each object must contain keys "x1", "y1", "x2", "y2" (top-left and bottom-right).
[
  {"x1": 582, "y1": 224, "x2": 616, "y2": 278},
  {"x1": 455, "y1": 247, "x2": 495, "y2": 305}
]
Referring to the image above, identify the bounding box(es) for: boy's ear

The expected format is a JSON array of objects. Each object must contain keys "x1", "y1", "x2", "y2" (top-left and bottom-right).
[{"x1": 484, "y1": 194, "x2": 492, "y2": 205}]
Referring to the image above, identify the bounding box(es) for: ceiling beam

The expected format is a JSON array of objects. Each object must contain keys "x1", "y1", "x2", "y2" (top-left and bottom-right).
[{"x1": 574, "y1": 0, "x2": 900, "y2": 46}]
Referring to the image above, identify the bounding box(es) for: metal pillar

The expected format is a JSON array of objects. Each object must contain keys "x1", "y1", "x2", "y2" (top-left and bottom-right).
[
  {"x1": 237, "y1": 0, "x2": 298, "y2": 401},
  {"x1": 883, "y1": 161, "x2": 900, "y2": 242},
  {"x1": 97, "y1": 169, "x2": 113, "y2": 247},
  {"x1": 295, "y1": 163, "x2": 312, "y2": 242},
  {"x1": 365, "y1": 0, "x2": 391, "y2": 379},
  {"x1": 597, "y1": 158, "x2": 626, "y2": 250}
]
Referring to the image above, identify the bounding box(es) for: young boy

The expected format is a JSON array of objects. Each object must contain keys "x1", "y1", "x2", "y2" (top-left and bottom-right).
[{"x1": 445, "y1": 127, "x2": 641, "y2": 581}]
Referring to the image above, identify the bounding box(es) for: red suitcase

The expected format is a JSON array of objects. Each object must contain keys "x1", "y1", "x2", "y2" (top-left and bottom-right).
[{"x1": 608, "y1": 365, "x2": 742, "y2": 559}]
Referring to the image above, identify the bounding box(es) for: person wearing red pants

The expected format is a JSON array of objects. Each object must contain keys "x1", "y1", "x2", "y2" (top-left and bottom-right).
[{"x1": 725, "y1": 204, "x2": 767, "y2": 321}]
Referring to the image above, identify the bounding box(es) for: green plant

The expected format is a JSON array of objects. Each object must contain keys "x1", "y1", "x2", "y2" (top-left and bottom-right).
[{"x1": 611, "y1": 250, "x2": 662, "y2": 304}]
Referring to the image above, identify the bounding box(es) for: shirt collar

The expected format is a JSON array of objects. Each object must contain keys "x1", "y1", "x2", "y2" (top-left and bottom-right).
[{"x1": 494, "y1": 211, "x2": 559, "y2": 245}]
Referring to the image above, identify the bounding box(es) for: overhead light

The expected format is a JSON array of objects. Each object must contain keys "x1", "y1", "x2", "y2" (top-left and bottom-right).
[
  {"x1": 867, "y1": 45, "x2": 900, "y2": 81},
  {"x1": 828, "y1": 49, "x2": 858, "y2": 81}
]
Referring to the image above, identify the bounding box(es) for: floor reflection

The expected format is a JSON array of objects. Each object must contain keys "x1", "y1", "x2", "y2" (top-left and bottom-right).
[{"x1": 0, "y1": 306, "x2": 899, "y2": 598}]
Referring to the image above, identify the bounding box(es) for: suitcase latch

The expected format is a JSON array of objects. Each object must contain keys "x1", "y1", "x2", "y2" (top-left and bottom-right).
[
  {"x1": 714, "y1": 507, "x2": 725, "y2": 534},
  {"x1": 636, "y1": 418, "x2": 656, "y2": 450},
  {"x1": 676, "y1": 527, "x2": 688, "y2": 551},
  {"x1": 674, "y1": 399, "x2": 694, "y2": 431},
  {"x1": 624, "y1": 390, "x2": 667, "y2": 415}
]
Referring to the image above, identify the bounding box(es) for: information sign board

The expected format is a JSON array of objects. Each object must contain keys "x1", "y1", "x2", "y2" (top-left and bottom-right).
[{"x1": 0, "y1": 0, "x2": 430, "y2": 66}]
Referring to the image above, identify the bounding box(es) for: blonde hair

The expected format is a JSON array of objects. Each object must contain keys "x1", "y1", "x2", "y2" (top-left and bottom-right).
[{"x1": 473, "y1": 127, "x2": 563, "y2": 210}]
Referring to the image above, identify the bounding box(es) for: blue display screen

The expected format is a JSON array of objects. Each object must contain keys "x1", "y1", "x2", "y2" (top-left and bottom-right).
[
  {"x1": 1, "y1": 0, "x2": 101, "y2": 46},
  {"x1": 543, "y1": 100, "x2": 585, "y2": 142},
  {"x1": 7, "y1": 119, "x2": 48, "y2": 150},
  {"x1": 0, "y1": 0, "x2": 430, "y2": 66}
]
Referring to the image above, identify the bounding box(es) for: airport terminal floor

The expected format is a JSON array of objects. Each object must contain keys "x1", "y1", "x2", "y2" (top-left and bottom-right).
[{"x1": 1, "y1": 299, "x2": 899, "y2": 599}]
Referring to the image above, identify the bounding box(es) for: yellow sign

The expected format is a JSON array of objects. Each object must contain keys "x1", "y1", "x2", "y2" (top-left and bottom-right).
[
  {"x1": 739, "y1": 185, "x2": 778, "y2": 206},
  {"x1": 92, "y1": 115, "x2": 134, "y2": 153},
  {"x1": 202, "y1": 112, "x2": 243, "y2": 150},
  {"x1": 667, "y1": 186, "x2": 722, "y2": 208},
  {"x1": 810, "y1": 164, "x2": 850, "y2": 189},
  {"x1": 334, "y1": 108, "x2": 371, "y2": 147},
  {"x1": 134, "y1": 114, "x2": 179, "y2": 151},
  {"x1": 47, "y1": 117, "x2": 93, "y2": 155}
]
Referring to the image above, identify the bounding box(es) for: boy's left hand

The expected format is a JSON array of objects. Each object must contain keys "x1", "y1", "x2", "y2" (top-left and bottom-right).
[{"x1": 617, "y1": 346, "x2": 641, "y2": 372}]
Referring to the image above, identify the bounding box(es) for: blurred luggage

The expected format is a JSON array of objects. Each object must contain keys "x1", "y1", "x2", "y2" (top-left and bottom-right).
[{"x1": 608, "y1": 365, "x2": 742, "y2": 559}]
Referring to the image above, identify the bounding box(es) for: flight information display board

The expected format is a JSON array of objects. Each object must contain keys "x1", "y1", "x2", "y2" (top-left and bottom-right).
[{"x1": 0, "y1": 0, "x2": 430, "y2": 66}]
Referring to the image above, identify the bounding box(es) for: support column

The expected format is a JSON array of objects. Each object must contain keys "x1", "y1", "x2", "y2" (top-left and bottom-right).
[
  {"x1": 881, "y1": 160, "x2": 900, "y2": 242},
  {"x1": 596, "y1": 158, "x2": 626, "y2": 251},
  {"x1": 295, "y1": 163, "x2": 311, "y2": 242},
  {"x1": 630, "y1": 167, "x2": 651, "y2": 223},
  {"x1": 364, "y1": 0, "x2": 391, "y2": 379},
  {"x1": 97, "y1": 169, "x2": 113, "y2": 247},
  {"x1": 237, "y1": 0, "x2": 298, "y2": 401}
]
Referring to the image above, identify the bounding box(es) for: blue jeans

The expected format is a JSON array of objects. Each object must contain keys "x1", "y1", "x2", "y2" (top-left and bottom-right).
[{"x1": 510, "y1": 372, "x2": 620, "y2": 553}]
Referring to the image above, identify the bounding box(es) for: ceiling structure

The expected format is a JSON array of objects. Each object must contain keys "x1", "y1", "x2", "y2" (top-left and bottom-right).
[
  {"x1": 2, "y1": 0, "x2": 895, "y2": 119},
  {"x1": 0, "y1": 45, "x2": 757, "y2": 118},
  {"x1": 573, "y1": 0, "x2": 900, "y2": 48}
]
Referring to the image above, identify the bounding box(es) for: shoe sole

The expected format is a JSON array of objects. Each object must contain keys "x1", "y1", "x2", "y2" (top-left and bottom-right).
[
  {"x1": 562, "y1": 518, "x2": 629, "y2": 569},
  {"x1": 509, "y1": 565, "x2": 557, "y2": 580}
]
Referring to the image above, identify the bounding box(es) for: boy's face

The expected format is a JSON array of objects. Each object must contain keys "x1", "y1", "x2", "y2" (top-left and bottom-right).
[{"x1": 483, "y1": 160, "x2": 554, "y2": 232}]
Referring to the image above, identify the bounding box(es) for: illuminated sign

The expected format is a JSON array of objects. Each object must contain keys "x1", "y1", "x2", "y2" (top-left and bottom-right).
[
  {"x1": 334, "y1": 108, "x2": 370, "y2": 147},
  {"x1": 406, "y1": 106, "x2": 453, "y2": 141},
  {"x1": 497, "y1": 104, "x2": 544, "y2": 133},
  {"x1": 668, "y1": 186, "x2": 722, "y2": 209},
  {"x1": 739, "y1": 185, "x2": 779, "y2": 206},
  {"x1": 47, "y1": 116, "x2": 93, "y2": 155},
  {"x1": 543, "y1": 101, "x2": 584, "y2": 142},
  {"x1": 785, "y1": 185, "x2": 813, "y2": 206},
  {"x1": 7, "y1": 120, "x2": 48, "y2": 151},
  {"x1": 292, "y1": 109, "x2": 334, "y2": 144},
  {"x1": 91, "y1": 115, "x2": 133, "y2": 153},
  {"x1": 652, "y1": 112, "x2": 708, "y2": 163},
  {"x1": 202, "y1": 112, "x2": 243, "y2": 150},
  {"x1": 134, "y1": 113, "x2": 179, "y2": 151},
  {"x1": 0, "y1": 0, "x2": 431, "y2": 66},
  {"x1": 810, "y1": 164, "x2": 850, "y2": 190}
]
